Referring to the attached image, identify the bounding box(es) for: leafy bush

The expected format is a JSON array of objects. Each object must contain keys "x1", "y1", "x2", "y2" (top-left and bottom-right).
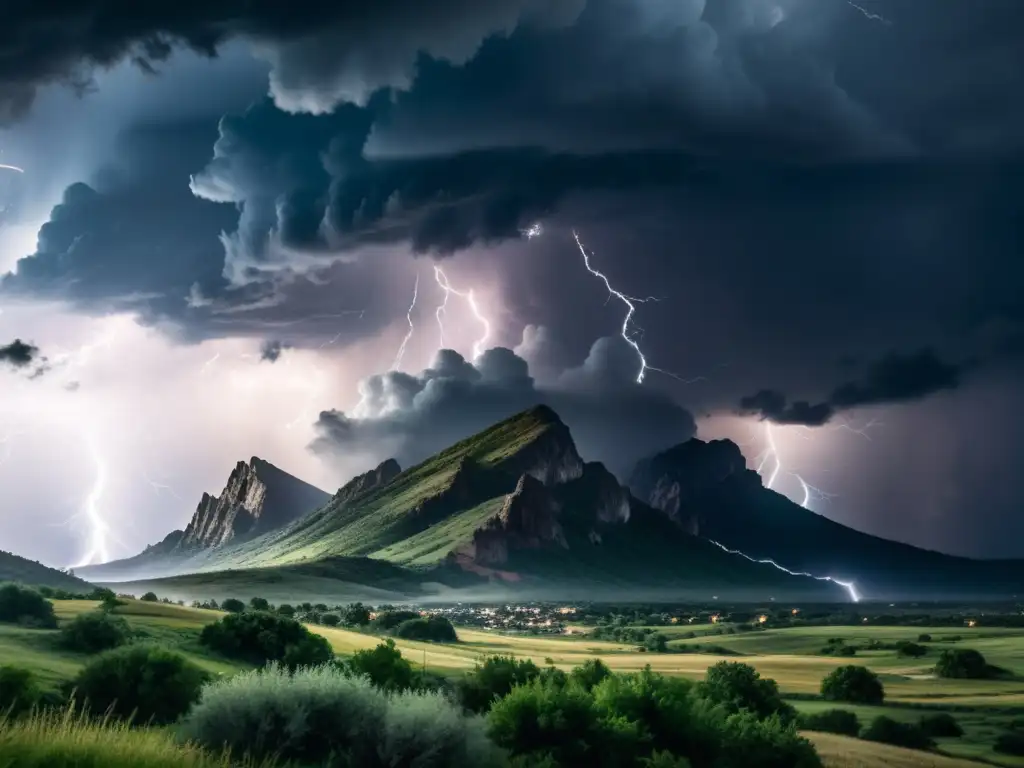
[
  {"x1": 935, "y1": 648, "x2": 990, "y2": 679},
  {"x1": 796, "y1": 709, "x2": 860, "y2": 737},
  {"x1": 199, "y1": 611, "x2": 333, "y2": 669},
  {"x1": 371, "y1": 609, "x2": 421, "y2": 631},
  {"x1": 0, "y1": 583, "x2": 57, "y2": 628},
  {"x1": 918, "y1": 713, "x2": 963, "y2": 738},
  {"x1": 0, "y1": 665, "x2": 42, "y2": 717},
  {"x1": 220, "y1": 598, "x2": 245, "y2": 613},
  {"x1": 995, "y1": 731, "x2": 1024, "y2": 756},
  {"x1": 72, "y1": 645, "x2": 209, "y2": 725},
  {"x1": 393, "y1": 615, "x2": 458, "y2": 642},
  {"x1": 819, "y1": 644, "x2": 856, "y2": 657},
  {"x1": 895, "y1": 641, "x2": 927, "y2": 658},
  {"x1": 698, "y1": 661, "x2": 795, "y2": 722},
  {"x1": 276, "y1": 603, "x2": 295, "y2": 617},
  {"x1": 139, "y1": 592, "x2": 158, "y2": 603},
  {"x1": 344, "y1": 602, "x2": 371, "y2": 626},
  {"x1": 0, "y1": 705, "x2": 263, "y2": 768},
  {"x1": 820, "y1": 665, "x2": 884, "y2": 705},
  {"x1": 861, "y1": 716, "x2": 934, "y2": 750},
  {"x1": 320, "y1": 613, "x2": 341, "y2": 627},
  {"x1": 180, "y1": 662, "x2": 501, "y2": 767},
  {"x1": 570, "y1": 658, "x2": 612, "y2": 691},
  {"x1": 458, "y1": 655, "x2": 542, "y2": 713},
  {"x1": 345, "y1": 639, "x2": 416, "y2": 692},
  {"x1": 917, "y1": 633, "x2": 932, "y2": 642},
  {"x1": 59, "y1": 611, "x2": 130, "y2": 653},
  {"x1": 248, "y1": 597, "x2": 269, "y2": 611}
]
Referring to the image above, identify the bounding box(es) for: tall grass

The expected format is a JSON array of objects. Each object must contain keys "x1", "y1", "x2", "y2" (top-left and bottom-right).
[{"x1": 0, "y1": 706, "x2": 272, "y2": 768}]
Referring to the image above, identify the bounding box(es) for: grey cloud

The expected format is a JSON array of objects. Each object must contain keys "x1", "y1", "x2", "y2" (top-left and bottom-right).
[
  {"x1": 0, "y1": 339, "x2": 40, "y2": 368},
  {"x1": 311, "y1": 338, "x2": 696, "y2": 477},
  {"x1": 259, "y1": 339, "x2": 291, "y2": 362}
]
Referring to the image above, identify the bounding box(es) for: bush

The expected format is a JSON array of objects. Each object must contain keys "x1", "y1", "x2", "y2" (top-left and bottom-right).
[
  {"x1": 935, "y1": 648, "x2": 990, "y2": 679},
  {"x1": 820, "y1": 665, "x2": 884, "y2": 705},
  {"x1": 371, "y1": 609, "x2": 421, "y2": 631},
  {"x1": 346, "y1": 639, "x2": 416, "y2": 692},
  {"x1": 139, "y1": 592, "x2": 158, "y2": 603},
  {"x1": 796, "y1": 709, "x2": 860, "y2": 737},
  {"x1": 248, "y1": 597, "x2": 269, "y2": 611},
  {"x1": 344, "y1": 602, "x2": 371, "y2": 626},
  {"x1": 698, "y1": 662, "x2": 795, "y2": 722},
  {"x1": 458, "y1": 655, "x2": 542, "y2": 713},
  {"x1": 0, "y1": 665, "x2": 42, "y2": 717},
  {"x1": 570, "y1": 659, "x2": 612, "y2": 691},
  {"x1": 995, "y1": 731, "x2": 1024, "y2": 756},
  {"x1": 919, "y1": 713, "x2": 963, "y2": 738},
  {"x1": 59, "y1": 611, "x2": 130, "y2": 654},
  {"x1": 220, "y1": 598, "x2": 245, "y2": 613},
  {"x1": 0, "y1": 583, "x2": 57, "y2": 628},
  {"x1": 320, "y1": 613, "x2": 341, "y2": 627},
  {"x1": 918, "y1": 633, "x2": 932, "y2": 642},
  {"x1": 861, "y1": 716, "x2": 934, "y2": 751},
  {"x1": 180, "y1": 662, "x2": 501, "y2": 767},
  {"x1": 71, "y1": 645, "x2": 209, "y2": 725},
  {"x1": 895, "y1": 641, "x2": 927, "y2": 658},
  {"x1": 393, "y1": 615, "x2": 458, "y2": 643},
  {"x1": 276, "y1": 603, "x2": 295, "y2": 617},
  {"x1": 199, "y1": 611, "x2": 333, "y2": 669}
]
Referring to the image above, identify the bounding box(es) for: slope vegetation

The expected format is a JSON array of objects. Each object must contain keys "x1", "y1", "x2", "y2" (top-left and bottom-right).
[{"x1": 0, "y1": 551, "x2": 92, "y2": 591}]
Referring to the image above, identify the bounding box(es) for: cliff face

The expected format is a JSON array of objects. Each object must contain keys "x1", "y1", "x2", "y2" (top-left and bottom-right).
[
  {"x1": 177, "y1": 457, "x2": 330, "y2": 551},
  {"x1": 493, "y1": 406, "x2": 585, "y2": 486},
  {"x1": 334, "y1": 458, "x2": 401, "y2": 505}
]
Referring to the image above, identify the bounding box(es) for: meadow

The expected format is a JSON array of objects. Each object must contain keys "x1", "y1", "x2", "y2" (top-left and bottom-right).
[{"x1": 3, "y1": 598, "x2": 1024, "y2": 767}]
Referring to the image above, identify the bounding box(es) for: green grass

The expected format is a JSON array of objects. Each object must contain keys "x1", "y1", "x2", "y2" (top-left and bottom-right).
[
  {"x1": 0, "y1": 707, "x2": 271, "y2": 768},
  {"x1": 1, "y1": 552, "x2": 93, "y2": 591}
]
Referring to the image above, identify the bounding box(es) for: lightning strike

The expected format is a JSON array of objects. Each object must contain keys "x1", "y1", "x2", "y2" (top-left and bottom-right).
[
  {"x1": 391, "y1": 273, "x2": 420, "y2": 371},
  {"x1": 432, "y1": 266, "x2": 491, "y2": 359},
  {"x1": 72, "y1": 436, "x2": 111, "y2": 568},
  {"x1": 199, "y1": 353, "x2": 220, "y2": 374},
  {"x1": 0, "y1": 164, "x2": 24, "y2": 173},
  {"x1": 706, "y1": 538, "x2": 860, "y2": 603},
  {"x1": 522, "y1": 222, "x2": 543, "y2": 239},
  {"x1": 846, "y1": 1, "x2": 891, "y2": 25},
  {"x1": 572, "y1": 230, "x2": 705, "y2": 386}
]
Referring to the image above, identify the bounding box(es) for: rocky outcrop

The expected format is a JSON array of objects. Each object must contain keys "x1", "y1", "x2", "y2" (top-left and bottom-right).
[
  {"x1": 139, "y1": 529, "x2": 184, "y2": 556},
  {"x1": 408, "y1": 457, "x2": 504, "y2": 529},
  {"x1": 556, "y1": 462, "x2": 632, "y2": 526},
  {"x1": 176, "y1": 457, "x2": 330, "y2": 551},
  {"x1": 629, "y1": 438, "x2": 757, "y2": 534},
  {"x1": 493, "y1": 405, "x2": 585, "y2": 486},
  {"x1": 334, "y1": 458, "x2": 401, "y2": 505},
  {"x1": 454, "y1": 474, "x2": 567, "y2": 566}
]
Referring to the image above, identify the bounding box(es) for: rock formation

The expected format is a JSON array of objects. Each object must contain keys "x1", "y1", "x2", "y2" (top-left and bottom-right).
[{"x1": 333, "y1": 458, "x2": 401, "y2": 505}]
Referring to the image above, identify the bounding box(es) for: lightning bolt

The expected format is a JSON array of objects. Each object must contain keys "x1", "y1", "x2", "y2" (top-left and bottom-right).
[
  {"x1": 706, "y1": 538, "x2": 860, "y2": 603},
  {"x1": 432, "y1": 266, "x2": 491, "y2": 359},
  {"x1": 845, "y1": 1, "x2": 891, "y2": 25},
  {"x1": 572, "y1": 230, "x2": 705, "y2": 386},
  {"x1": 71, "y1": 435, "x2": 111, "y2": 567},
  {"x1": 0, "y1": 164, "x2": 24, "y2": 173},
  {"x1": 391, "y1": 273, "x2": 420, "y2": 371},
  {"x1": 522, "y1": 223, "x2": 543, "y2": 240}
]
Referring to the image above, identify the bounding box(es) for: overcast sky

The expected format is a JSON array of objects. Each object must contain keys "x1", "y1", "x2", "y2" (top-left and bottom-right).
[{"x1": 1, "y1": 0, "x2": 1023, "y2": 568}]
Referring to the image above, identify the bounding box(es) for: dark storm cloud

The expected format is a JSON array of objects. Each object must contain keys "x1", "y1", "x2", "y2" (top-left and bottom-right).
[
  {"x1": 311, "y1": 337, "x2": 696, "y2": 477},
  {"x1": 0, "y1": 339, "x2": 39, "y2": 368},
  {"x1": 0, "y1": 0, "x2": 583, "y2": 123},
  {"x1": 259, "y1": 339, "x2": 291, "y2": 362},
  {"x1": 737, "y1": 349, "x2": 968, "y2": 426}
]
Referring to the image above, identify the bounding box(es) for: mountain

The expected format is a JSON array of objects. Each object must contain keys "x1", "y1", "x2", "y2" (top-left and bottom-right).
[
  {"x1": 629, "y1": 438, "x2": 1024, "y2": 600},
  {"x1": 77, "y1": 457, "x2": 330, "y2": 580},
  {"x1": 1, "y1": 550, "x2": 93, "y2": 591},
  {"x1": 89, "y1": 406, "x2": 845, "y2": 601}
]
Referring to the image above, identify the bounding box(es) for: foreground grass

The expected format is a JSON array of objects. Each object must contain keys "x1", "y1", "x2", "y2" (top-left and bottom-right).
[{"x1": 0, "y1": 708, "x2": 270, "y2": 768}]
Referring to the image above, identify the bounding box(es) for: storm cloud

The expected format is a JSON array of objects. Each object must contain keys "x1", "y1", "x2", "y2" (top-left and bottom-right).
[{"x1": 0, "y1": 339, "x2": 39, "y2": 368}]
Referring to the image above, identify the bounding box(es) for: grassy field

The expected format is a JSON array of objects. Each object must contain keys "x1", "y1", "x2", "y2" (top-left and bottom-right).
[{"x1": 5, "y1": 599, "x2": 1024, "y2": 766}]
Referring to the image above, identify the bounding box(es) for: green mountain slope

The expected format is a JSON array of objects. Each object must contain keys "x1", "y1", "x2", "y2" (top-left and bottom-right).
[{"x1": 0, "y1": 551, "x2": 93, "y2": 591}]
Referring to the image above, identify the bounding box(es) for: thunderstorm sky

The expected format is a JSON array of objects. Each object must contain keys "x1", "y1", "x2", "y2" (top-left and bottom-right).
[{"x1": 1, "y1": 0, "x2": 1023, "y2": 568}]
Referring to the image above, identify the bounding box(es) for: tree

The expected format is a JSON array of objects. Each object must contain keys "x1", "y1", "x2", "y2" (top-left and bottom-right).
[
  {"x1": 935, "y1": 648, "x2": 990, "y2": 679},
  {"x1": 896, "y1": 641, "x2": 927, "y2": 658},
  {"x1": 570, "y1": 659, "x2": 613, "y2": 691},
  {"x1": 249, "y1": 596, "x2": 270, "y2": 611},
  {"x1": 919, "y1": 713, "x2": 963, "y2": 738},
  {"x1": 698, "y1": 661, "x2": 795, "y2": 721},
  {"x1": 321, "y1": 613, "x2": 341, "y2": 627},
  {"x1": 797, "y1": 709, "x2": 861, "y2": 737},
  {"x1": 457, "y1": 655, "x2": 541, "y2": 713},
  {"x1": 277, "y1": 603, "x2": 295, "y2": 617},
  {"x1": 393, "y1": 615, "x2": 458, "y2": 642},
  {"x1": 221, "y1": 598, "x2": 245, "y2": 613},
  {"x1": 200, "y1": 610, "x2": 333, "y2": 669},
  {"x1": 139, "y1": 591, "x2": 159, "y2": 602},
  {"x1": 861, "y1": 716, "x2": 934, "y2": 750},
  {"x1": 346, "y1": 638, "x2": 416, "y2": 692},
  {"x1": 820, "y1": 665, "x2": 884, "y2": 705},
  {"x1": 59, "y1": 610, "x2": 130, "y2": 653},
  {"x1": 343, "y1": 602, "x2": 371, "y2": 626},
  {"x1": 0, "y1": 583, "x2": 57, "y2": 628}
]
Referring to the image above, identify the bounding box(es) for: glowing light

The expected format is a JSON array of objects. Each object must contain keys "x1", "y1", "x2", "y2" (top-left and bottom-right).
[
  {"x1": 758, "y1": 614, "x2": 768, "y2": 624},
  {"x1": 522, "y1": 223, "x2": 543, "y2": 239},
  {"x1": 707, "y1": 538, "x2": 860, "y2": 603},
  {"x1": 72, "y1": 436, "x2": 111, "y2": 567},
  {"x1": 0, "y1": 164, "x2": 24, "y2": 173},
  {"x1": 391, "y1": 273, "x2": 420, "y2": 371},
  {"x1": 756, "y1": 422, "x2": 838, "y2": 510},
  {"x1": 572, "y1": 230, "x2": 705, "y2": 386},
  {"x1": 432, "y1": 266, "x2": 491, "y2": 359},
  {"x1": 199, "y1": 353, "x2": 220, "y2": 374}
]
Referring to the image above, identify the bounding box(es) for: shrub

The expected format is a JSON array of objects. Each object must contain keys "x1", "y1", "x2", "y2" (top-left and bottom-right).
[
  {"x1": 72, "y1": 645, "x2": 209, "y2": 725},
  {"x1": 371, "y1": 609, "x2": 421, "y2": 630},
  {"x1": 139, "y1": 592, "x2": 158, "y2": 603},
  {"x1": 346, "y1": 639, "x2": 416, "y2": 692},
  {"x1": 180, "y1": 663, "x2": 501, "y2": 767},
  {"x1": 320, "y1": 613, "x2": 341, "y2": 627},
  {"x1": 570, "y1": 658, "x2": 612, "y2": 691},
  {"x1": 0, "y1": 665, "x2": 42, "y2": 717},
  {"x1": 393, "y1": 615, "x2": 458, "y2": 642},
  {"x1": 276, "y1": 603, "x2": 295, "y2": 617},
  {"x1": 896, "y1": 641, "x2": 927, "y2": 658},
  {"x1": 935, "y1": 648, "x2": 990, "y2": 679},
  {"x1": 796, "y1": 709, "x2": 860, "y2": 737},
  {"x1": 0, "y1": 583, "x2": 57, "y2": 628},
  {"x1": 861, "y1": 716, "x2": 934, "y2": 750},
  {"x1": 918, "y1": 633, "x2": 932, "y2": 642},
  {"x1": 344, "y1": 602, "x2": 371, "y2": 626},
  {"x1": 710, "y1": 709, "x2": 822, "y2": 768},
  {"x1": 919, "y1": 713, "x2": 963, "y2": 738},
  {"x1": 59, "y1": 611, "x2": 129, "y2": 654},
  {"x1": 220, "y1": 598, "x2": 245, "y2": 613},
  {"x1": 199, "y1": 611, "x2": 333, "y2": 669},
  {"x1": 820, "y1": 665, "x2": 884, "y2": 705},
  {"x1": 458, "y1": 655, "x2": 542, "y2": 713},
  {"x1": 698, "y1": 661, "x2": 795, "y2": 722},
  {"x1": 995, "y1": 731, "x2": 1024, "y2": 756},
  {"x1": 248, "y1": 597, "x2": 269, "y2": 611}
]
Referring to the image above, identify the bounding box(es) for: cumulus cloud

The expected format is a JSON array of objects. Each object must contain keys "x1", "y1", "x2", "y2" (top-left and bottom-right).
[
  {"x1": 738, "y1": 348, "x2": 968, "y2": 426},
  {"x1": 311, "y1": 337, "x2": 696, "y2": 477}
]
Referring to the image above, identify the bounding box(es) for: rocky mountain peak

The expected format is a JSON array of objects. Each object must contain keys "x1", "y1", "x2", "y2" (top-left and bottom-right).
[
  {"x1": 494, "y1": 409, "x2": 585, "y2": 486},
  {"x1": 334, "y1": 458, "x2": 401, "y2": 505}
]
